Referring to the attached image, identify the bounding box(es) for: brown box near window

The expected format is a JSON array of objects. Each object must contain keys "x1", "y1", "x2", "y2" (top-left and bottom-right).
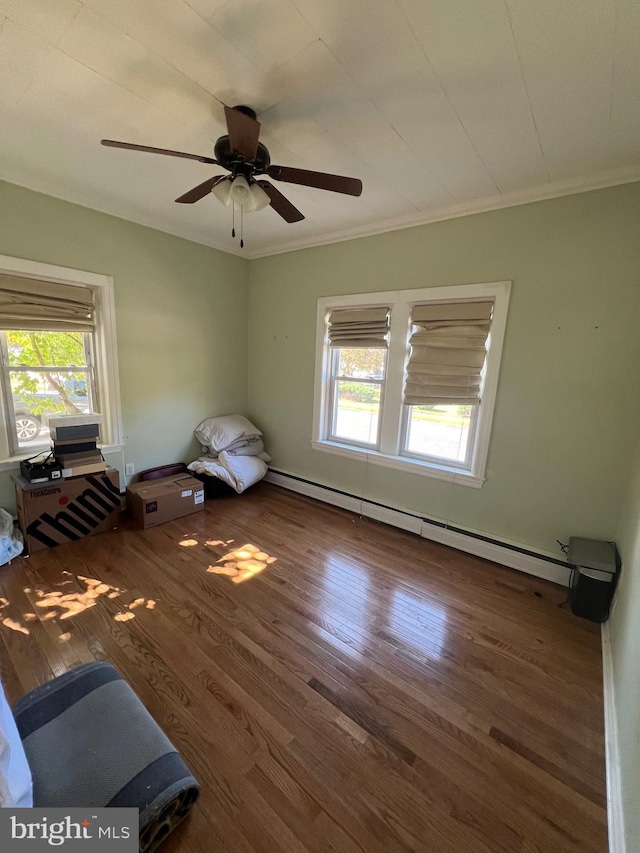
[
  {"x1": 126, "y1": 474, "x2": 205, "y2": 529},
  {"x1": 15, "y1": 467, "x2": 121, "y2": 553}
]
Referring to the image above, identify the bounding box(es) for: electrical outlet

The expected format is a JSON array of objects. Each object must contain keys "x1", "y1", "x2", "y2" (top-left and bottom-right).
[{"x1": 125, "y1": 463, "x2": 135, "y2": 476}]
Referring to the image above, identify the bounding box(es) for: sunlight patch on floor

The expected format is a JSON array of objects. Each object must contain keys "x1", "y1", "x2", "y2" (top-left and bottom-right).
[
  {"x1": 2, "y1": 617, "x2": 29, "y2": 635},
  {"x1": 0, "y1": 577, "x2": 159, "y2": 636},
  {"x1": 114, "y1": 612, "x2": 135, "y2": 622},
  {"x1": 33, "y1": 576, "x2": 122, "y2": 620},
  {"x1": 0, "y1": 596, "x2": 30, "y2": 634},
  {"x1": 208, "y1": 543, "x2": 276, "y2": 584},
  {"x1": 128, "y1": 597, "x2": 156, "y2": 611},
  {"x1": 179, "y1": 536, "x2": 235, "y2": 548}
]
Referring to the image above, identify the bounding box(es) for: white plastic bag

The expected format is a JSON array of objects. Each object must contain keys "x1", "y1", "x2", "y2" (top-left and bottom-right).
[{"x1": 0, "y1": 508, "x2": 23, "y2": 566}]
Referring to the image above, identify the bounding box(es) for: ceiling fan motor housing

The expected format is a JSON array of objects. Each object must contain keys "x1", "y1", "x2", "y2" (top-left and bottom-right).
[{"x1": 214, "y1": 137, "x2": 271, "y2": 176}]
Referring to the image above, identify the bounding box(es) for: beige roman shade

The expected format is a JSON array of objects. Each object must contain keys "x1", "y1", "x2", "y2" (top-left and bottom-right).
[
  {"x1": 404, "y1": 301, "x2": 493, "y2": 406},
  {"x1": 0, "y1": 275, "x2": 94, "y2": 332},
  {"x1": 328, "y1": 307, "x2": 389, "y2": 348}
]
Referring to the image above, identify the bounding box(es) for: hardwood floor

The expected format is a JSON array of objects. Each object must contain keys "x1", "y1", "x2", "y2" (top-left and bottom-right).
[{"x1": 0, "y1": 482, "x2": 607, "y2": 852}]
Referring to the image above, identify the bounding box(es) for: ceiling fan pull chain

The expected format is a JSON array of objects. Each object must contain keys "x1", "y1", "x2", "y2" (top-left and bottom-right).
[
  {"x1": 232, "y1": 203, "x2": 235, "y2": 239},
  {"x1": 240, "y1": 206, "x2": 244, "y2": 249}
]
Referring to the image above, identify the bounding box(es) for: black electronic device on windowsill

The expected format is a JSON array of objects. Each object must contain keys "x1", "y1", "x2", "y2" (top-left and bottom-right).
[
  {"x1": 567, "y1": 537, "x2": 621, "y2": 623},
  {"x1": 19, "y1": 453, "x2": 62, "y2": 484}
]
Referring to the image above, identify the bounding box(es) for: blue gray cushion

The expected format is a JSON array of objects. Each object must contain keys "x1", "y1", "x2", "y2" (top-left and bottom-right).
[{"x1": 13, "y1": 662, "x2": 199, "y2": 853}]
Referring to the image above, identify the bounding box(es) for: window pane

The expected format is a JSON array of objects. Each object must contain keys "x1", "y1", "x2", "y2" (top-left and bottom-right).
[
  {"x1": 337, "y1": 348, "x2": 385, "y2": 379},
  {"x1": 5, "y1": 330, "x2": 94, "y2": 449},
  {"x1": 7, "y1": 330, "x2": 88, "y2": 367},
  {"x1": 333, "y1": 380, "x2": 381, "y2": 445},
  {"x1": 405, "y1": 405, "x2": 472, "y2": 464},
  {"x1": 10, "y1": 368, "x2": 93, "y2": 449}
]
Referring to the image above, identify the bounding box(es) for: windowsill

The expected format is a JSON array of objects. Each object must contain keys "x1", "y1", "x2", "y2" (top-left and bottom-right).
[
  {"x1": 311, "y1": 439, "x2": 485, "y2": 488},
  {"x1": 0, "y1": 444, "x2": 124, "y2": 473}
]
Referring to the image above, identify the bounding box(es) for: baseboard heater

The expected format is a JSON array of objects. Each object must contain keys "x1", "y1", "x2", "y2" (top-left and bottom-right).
[{"x1": 265, "y1": 469, "x2": 571, "y2": 587}]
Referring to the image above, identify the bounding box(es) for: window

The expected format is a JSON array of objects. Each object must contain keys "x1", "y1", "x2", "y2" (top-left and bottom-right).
[
  {"x1": 313, "y1": 282, "x2": 511, "y2": 487},
  {"x1": 329, "y1": 347, "x2": 386, "y2": 447},
  {"x1": 0, "y1": 255, "x2": 122, "y2": 464},
  {"x1": 2, "y1": 330, "x2": 96, "y2": 453}
]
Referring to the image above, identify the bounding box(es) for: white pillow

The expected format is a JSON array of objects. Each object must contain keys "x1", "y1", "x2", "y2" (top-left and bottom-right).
[
  {"x1": 0, "y1": 679, "x2": 33, "y2": 808},
  {"x1": 195, "y1": 415, "x2": 262, "y2": 455},
  {"x1": 218, "y1": 453, "x2": 268, "y2": 493}
]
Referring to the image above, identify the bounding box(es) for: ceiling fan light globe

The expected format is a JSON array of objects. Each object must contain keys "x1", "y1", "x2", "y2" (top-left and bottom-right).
[
  {"x1": 229, "y1": 175, "x2": 252, "y2": 207},
  {"x1": 249, "y1": 182, "x2": 270, "y2": 212},
  {"x1": 211, "y1": 177, "x2": 232, "y2": 206}
]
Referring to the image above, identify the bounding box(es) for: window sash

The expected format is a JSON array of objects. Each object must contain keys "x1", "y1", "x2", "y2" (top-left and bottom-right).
[
  {"x1": 0, "y1": 331, "x2": 98, "y2": 455},
  {"x1": 327, "y1": 349, "x2": 386, "y2": 449},
  {"x1": 400, "y1": 403, "x2": 479, "y2": 469}
]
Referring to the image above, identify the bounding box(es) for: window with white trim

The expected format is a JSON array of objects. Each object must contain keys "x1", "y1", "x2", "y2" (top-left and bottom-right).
[
  {"x1": 1, "y1": 329, "x2": 96, "y2": 453},
  {"x1": 0, "y1": 256, "x2": 122, "y2": 463},
  {"x1": 313, "y1": 282, "x2": 511, "y2": 487}
]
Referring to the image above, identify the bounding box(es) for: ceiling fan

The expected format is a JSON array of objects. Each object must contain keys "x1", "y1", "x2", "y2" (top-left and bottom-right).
[{"x1": 102, "y1": 105, "x2": 363, "y2": 245}]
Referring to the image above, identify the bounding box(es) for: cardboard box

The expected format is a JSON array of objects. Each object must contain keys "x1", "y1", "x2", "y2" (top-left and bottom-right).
[
  {"x1": 126, "y1": 474, "x2": 205, "y2": 529},
  {"x1": 15, "y1": 468, "x2": 121, "y2": 554}
]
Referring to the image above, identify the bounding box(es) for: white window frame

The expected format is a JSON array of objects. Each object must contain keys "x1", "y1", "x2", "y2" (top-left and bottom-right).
[
  {"x1": 312, "y1": 281, "x2": 511, "y2": 488},
  {"x1": 0, "y1": 254, "x2": 123, "y2": 470}
]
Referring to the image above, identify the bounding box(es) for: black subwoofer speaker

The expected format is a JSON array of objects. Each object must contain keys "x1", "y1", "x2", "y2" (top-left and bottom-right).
[{"x1": 568, "y1": 537, "x2": 620, "y2": 623}]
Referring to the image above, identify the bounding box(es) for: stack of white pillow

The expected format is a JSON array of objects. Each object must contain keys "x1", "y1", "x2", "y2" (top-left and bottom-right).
[
  {"x1": 194, "y1": 414, "x2": 269, "y2": 460},
  {"x1": 188, "y1": 414, "x2": 270, "y2": 494}
]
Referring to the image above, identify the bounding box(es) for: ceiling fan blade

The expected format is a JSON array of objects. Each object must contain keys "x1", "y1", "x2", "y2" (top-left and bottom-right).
[
  {"x1": 224, "y1": 106, "x2": 260, "y2": 160},
  {"x1": 175, "y1": 176, "x2": 226, "y2": 204},
  {"x1": 101, "y1": 139, "x2": 217, "y2": 165},
  {"x1": 267, "y1": 165, "x2": 362, "y2": 197},
  {"x1": 257, "y1": 181, "x2": 305, "y2": 223}
]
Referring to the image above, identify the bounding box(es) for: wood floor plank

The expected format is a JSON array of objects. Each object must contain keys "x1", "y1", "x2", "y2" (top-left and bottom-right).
[
  {"x1": 0, "y1": 482, "x2": 607, "y2": 852},
  {"x1": 230, "y1": 563, "x2": 604, "y2": 798},
  {"x1": 247, "y1": 560, "x2": 604, "y2": 749}
]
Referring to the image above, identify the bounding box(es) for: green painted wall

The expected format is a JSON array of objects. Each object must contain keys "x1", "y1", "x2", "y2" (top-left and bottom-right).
[
  {"x1": 0, "y1": 180, "x2": 249, "y2": 512},
  {"x1": 248, "y1": 182, "x2": 640, "y2": 556},
  {"x1": 611, "y1": 436, "x2": 640, "y2": 850}
]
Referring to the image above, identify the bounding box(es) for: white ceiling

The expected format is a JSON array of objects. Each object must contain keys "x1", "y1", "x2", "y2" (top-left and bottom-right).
[{"x1": 1, "y1": 0, "x2": 639, "y2": 258}]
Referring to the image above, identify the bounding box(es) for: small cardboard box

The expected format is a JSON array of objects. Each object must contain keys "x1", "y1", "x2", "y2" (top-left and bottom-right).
[
  {"x1": 126, "y1": 474, "x2": 205, "y2": 529},
  {"x1": 15, "y1": 467, "x2": 121, "y2": 553}
]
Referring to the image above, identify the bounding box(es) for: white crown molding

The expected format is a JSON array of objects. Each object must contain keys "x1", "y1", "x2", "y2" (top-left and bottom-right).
[
  {"x1": 3, "y1": 164, "x2": 640, "y2": 261},
  {"x1": 246, "y1": 165, "x2": 640, "y2": 259}
]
